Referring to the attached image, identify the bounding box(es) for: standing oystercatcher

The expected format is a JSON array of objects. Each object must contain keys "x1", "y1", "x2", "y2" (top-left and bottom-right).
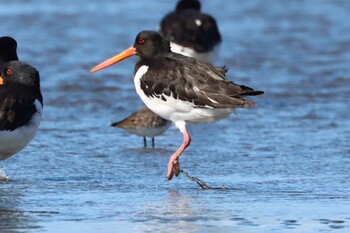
[
  {"x1": 111, "y1": 106, "x2": 171, "y2": 148},
  {"x1": 160, "y1": 0, "x2": 221, "y2": 62},
  {"x1": 0, "y1": 36, "x2": 18, "y2": 68},
  {"x1": 0, "y1": 61, "x2": 43, "y2": 163},
  {"x1": 91, "y1": 30, "x2": 263, "y2": 180}
]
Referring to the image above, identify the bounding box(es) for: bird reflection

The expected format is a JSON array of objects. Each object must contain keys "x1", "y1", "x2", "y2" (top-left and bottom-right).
[{"x1": 132, "y1": 189, "x2": 199, "y2": 232}]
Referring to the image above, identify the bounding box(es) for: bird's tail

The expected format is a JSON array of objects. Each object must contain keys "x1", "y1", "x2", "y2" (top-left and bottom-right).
[{"x1": 240, "y1": 85, "x2": 264, "y2": 96}]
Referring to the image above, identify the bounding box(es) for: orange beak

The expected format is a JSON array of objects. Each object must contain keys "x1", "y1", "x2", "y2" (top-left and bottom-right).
[
  {"x1": 0, "y1": 76, "x2": 3, "y2": 85},
  {"x1": 90, "y1": 46, "x2": 137, "y2": 72}
]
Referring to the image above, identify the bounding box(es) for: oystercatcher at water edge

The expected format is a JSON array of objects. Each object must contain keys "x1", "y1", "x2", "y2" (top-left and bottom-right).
[
  {"x1": 160, "y1": 0, "x2": 221, "y2": 62},
  {"x1": 91, "y1": 30, "x2": 263, "y2": 180},
  {"x1": 0, "y1": 36, "x2": 18, "y2": 68},
  {"x1": 0, "y1": 61, "x2": 43, "y2": 164},
  {"x1": 111, "y1": 106, "x2": 171, "y2": 148}
]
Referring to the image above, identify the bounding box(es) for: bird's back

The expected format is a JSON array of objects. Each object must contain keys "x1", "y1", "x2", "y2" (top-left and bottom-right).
[
  {"x1": 136, "y1": 52, "x2": 263, "y2": 109},
  {"x1": 160, "y1": 9, "x2": 221, "y2": 53}
]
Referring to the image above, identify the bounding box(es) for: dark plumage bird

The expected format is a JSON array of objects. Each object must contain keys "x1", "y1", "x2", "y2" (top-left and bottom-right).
[
  {"x1": 91, "y1": 30, "x2": 263, "y2": 180},
  {"x1": 0, "y1": 61, "x2": 43, "y2": 162},
  {"x1": 160, "y1": 0, "x2": 221, "y2": 62},
  {"x1": 0, "y1": 36, "x2": 18, "y2": 68},
  {"x1": 111, "y1": 106, "x2": 171, "y2": 148}
]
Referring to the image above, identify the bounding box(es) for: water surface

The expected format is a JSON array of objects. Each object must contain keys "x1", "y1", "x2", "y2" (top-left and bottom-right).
[{"x1": 1, "y1": 0, "x2": 349, "y2": 232}]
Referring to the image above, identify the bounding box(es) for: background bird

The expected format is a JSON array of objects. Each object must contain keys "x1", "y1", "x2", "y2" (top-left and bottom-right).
[
  {"x1": 0, "y1": 61, "x2": 43, "y2": 174},
  {"x1": 160, "y1": 0, "x2": 222, "y2": 63},
  {"x1": 91, "y1": 30, "x2": 263, "y2": 180},
  {"x1": 0, "y1": 36, "x2": 18, "y2": 68},
  {"x1": 111, "y1": 106, "x2": 171, "y2": 148}
]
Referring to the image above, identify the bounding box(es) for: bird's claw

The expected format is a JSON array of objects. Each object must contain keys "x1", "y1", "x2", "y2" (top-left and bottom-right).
[{"x1": 167, "y1": 158, "x2": 180, "y2": 180}]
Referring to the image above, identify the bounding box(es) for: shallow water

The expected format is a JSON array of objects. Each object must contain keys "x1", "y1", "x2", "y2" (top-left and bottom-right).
[{"x1": 1, "y1": 0, "x2": 349, "y2": 232}]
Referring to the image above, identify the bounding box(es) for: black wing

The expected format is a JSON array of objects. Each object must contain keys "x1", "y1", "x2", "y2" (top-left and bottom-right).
[
  {"x1": 136, "y1": 54, "x2": 263, "y2": 109},
  {"x1": 0, "y1": 86, "x2": 39, "y2": 131}
]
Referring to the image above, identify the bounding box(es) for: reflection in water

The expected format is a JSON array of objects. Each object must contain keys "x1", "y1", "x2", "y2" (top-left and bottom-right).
[
  {"x1": 0, "y1": 209, "x2": 40, "y2": 231},
  {"x1": 133, "y1": 190, "x2": 198, "y2": 233},
  {"x1": 0, "y1": 179, "x2": 60, "y2": 231},
  {"x1": 0, "y1": 183, "x2": 39, "y2": 231}
]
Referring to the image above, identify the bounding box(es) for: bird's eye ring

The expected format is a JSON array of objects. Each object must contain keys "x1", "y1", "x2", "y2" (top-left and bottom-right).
[
  {"x1": 138, "y1": 38, "x2": 145, "y2": 44},
  {"x1": 6, "y1": 69, "x2": 13, "y2": 75}
]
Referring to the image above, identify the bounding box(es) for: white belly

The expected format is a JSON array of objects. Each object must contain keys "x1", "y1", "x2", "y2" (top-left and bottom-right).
[
  {"x1": 134, "y1": 66, "x2": 234, "y2": 125},
  {"x1": 122, "y1": 122, "x2": 171, "y2": 137},
  {"x1": 0, "y1": 100, "x2": 42, "y2": 160}
]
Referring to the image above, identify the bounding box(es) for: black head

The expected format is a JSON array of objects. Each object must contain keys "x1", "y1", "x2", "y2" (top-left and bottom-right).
[
  {"x1": 1, "y1": 61, "x2": 40, "y2": 90},
  {"x1": 133, "y1": 31, "x2": 171, "y2": 59},
  {"x1": 176, "y1": 0, "x2": 201, "y2": 11},
  {"x1": 0, "y1": 36, "x2": 19, "y2": 66},
  {"x1": 91, "y1": 31, "x2": 172, "y2": 72}
]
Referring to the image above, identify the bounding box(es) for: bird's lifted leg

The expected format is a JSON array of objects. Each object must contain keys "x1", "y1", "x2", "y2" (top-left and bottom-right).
[
  {"x1": 167, "y1": 124, "x2": 191, "y2": 180},
  {"x1": 143, "y1": 136, "x2": 147, "y2": 147}
]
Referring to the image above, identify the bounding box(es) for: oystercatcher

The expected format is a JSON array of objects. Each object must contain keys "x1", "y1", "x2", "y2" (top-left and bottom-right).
[
  {"x1": 91, "y1": 30, "x2": 263, "y2": 180},
  {"x1": 0, "y1": 61, "x2": 43, "y2": 162},
  {"x1": 160, "y1": 0, "x2": 221, "y2": 62},
  {"x1": 0, "y1": 36, "x2": 18, "y2": 68},
  {"x1": 111, "y1": 106, "x2": 171, "y2": 148}
]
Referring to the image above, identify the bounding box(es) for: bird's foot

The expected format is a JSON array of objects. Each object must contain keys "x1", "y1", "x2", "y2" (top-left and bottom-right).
[
  {"x1": 167, "y1": 157, "x2": 180, "y2": 180},
  {"x1": 0, "y1": 168, "x2": 9, "y2": 181}
]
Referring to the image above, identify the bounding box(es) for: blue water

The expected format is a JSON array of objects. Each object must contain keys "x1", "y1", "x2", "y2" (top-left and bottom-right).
[{"x1": 1, "y1": 0, "x2": 349, "y2": 232}]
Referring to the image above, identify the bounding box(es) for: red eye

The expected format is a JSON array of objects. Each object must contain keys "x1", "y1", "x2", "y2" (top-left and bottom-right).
[
  {"x1": 138, "y1": 38, "x2": 145, "y2": 44},
  {"x1": 6, "y1": 69, "x2": 13, "y2": 75}
]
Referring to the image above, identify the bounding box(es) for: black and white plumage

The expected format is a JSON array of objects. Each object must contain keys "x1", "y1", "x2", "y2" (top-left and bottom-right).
[
  {"x1": 160, "y1": 0, "x2": 221, "y2": 62},
  {"x1": 0, "y1": 61, "x2": 43, "y2": 161},
  {"x1": 91, "y1": 30, "x2": 263, "y2": 180},
  {"x1": 111, "y1": 106, "x2": 171, "y2": 148}
]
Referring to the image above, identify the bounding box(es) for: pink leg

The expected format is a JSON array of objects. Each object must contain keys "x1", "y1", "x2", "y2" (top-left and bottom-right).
[{"x1": 167, "y1": 129, "x2": 191, "y2": 180}]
